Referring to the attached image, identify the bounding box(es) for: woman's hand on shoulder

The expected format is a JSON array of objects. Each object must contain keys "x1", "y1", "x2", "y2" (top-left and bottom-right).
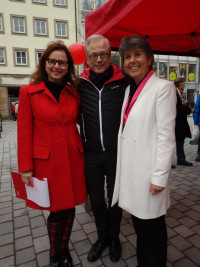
[
  {"x1": 149, "y1": 183, "x2": 165, "y2": 196},
  {"x1": 21, "y1": 171, "x2": 33, "y2": 186}
]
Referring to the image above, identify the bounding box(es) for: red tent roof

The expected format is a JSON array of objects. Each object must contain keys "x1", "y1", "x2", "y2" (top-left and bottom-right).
[{"x1": 85, "y1": 0, "x2": 200, "y2": 57}]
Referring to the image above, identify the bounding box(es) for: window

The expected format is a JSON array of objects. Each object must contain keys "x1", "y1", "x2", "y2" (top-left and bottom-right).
[
  {"x1": 82, "y1": 23, "x2": 85, "y2": 42},
  {"x1": 179, "y1": 63, "x2": 187, "y2": 78},
  {"x1": 54, "y1": 0, "x2": 67, "y2": 7},
  {"x1": 11, "y1": 15, "x2": 27, "y2": 34},
  {"x1": 159, "y1": 62, "x2": 168, "y2": 79},
  {"x1": 169, "y1": 63, "x2": 178, "y2": 81},
  {"x1": 33, "y1": 0, "x2": 46, "y2": 3},
  {"x1": 0, "y1": 14, "x2": 4, "y2": 33},
  {"x1": 0, "y1": 48, "x2": 6, "y2": 65},
  {"x1": 82, "y1": 0, "x2": 91, "y2": 10},
  {"x1": 95, "y1": 0, "x2": 104, "y2": 9},
  {"x1": 188, "y1": 64, "x2": 196, "y2": 82},
  {"x1": 55, "y1": 20, "x2": 68, "y2": 38},
  {"x1": 35, "y1": 50, "x2": 44, "y2": 64},
  {"x1": 9, "y1": 0, "x2": 25, "y2": 2},
  {"x1": 14, "y1": 48, "x2": 28, "y2": 66},
  {"x1": 34, "y1": 18, "x2": 48, "y2": 36}
]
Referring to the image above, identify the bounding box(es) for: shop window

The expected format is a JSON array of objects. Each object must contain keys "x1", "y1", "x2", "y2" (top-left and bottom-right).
[
  {"x1": 153, "y1": 62, "x2": 157, "y2": 76},
  {"x1": 188, "y1": 64, "x2": 196, "y2": 82},
  {"x1": 159, "y1": 62, "x2": 167, "y2": 79},
  {"x1": 169, "y1": 66, "x2": 177, "y2": 81},
  {"x1": 111, "y1": 52, "x2": 120, "y2": 67},
  {"x1": 179, "y1": 63, "x2": 187, "y2": 78}
]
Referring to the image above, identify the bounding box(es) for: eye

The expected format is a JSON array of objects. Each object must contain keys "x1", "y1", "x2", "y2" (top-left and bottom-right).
[{"x1": 124, "y1": 54, "x2": 131, "y2": 60}]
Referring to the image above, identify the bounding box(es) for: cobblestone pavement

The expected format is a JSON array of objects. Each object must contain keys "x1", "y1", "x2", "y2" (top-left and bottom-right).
[{"x1": 0, "y1": 117, "x2": 200, "y2": 267}]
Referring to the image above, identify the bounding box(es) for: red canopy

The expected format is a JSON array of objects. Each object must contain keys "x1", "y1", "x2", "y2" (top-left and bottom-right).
[{"x1": 85, "y1": 0, "x2": 200, "y2": 57}]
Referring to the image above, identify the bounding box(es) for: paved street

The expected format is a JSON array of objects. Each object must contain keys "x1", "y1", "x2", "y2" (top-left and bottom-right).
[{"x1": 0, "y1": 117, "x2": 200, "y2": 267}]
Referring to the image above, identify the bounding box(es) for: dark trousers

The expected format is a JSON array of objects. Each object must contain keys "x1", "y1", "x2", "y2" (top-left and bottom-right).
[
  {"x1": 131, "y1": 215, "x2": 167, "y2": 267},
  {"x1": 176, "y1": 137, "x2": 185, "y2": 163},
  {"x1": 85, "y1": 151, "x2": 122, "y2": 242}
]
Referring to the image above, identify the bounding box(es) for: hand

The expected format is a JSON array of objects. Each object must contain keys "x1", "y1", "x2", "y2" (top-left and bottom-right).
[
  {"x1": 149, "y1": 183, "x2": 165, "y2": 196},
  {"x1": 21, "y1": 171, "x2": 33, "y2": 186}
]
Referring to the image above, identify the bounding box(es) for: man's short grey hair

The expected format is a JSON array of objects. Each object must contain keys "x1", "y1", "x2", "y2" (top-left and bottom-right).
[{"x1": 85, "y1": 35, "x2": 111, "y2": 58}]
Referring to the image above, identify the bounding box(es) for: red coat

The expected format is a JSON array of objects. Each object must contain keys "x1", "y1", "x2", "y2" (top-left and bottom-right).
[{"x1": 17, "y1": 81, "x2": 87, "y2": 211}]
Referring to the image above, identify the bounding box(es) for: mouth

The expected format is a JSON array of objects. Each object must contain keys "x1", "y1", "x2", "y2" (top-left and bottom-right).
[{"x1": 130, "y1": 66, "x2": 139, "y2": 71}]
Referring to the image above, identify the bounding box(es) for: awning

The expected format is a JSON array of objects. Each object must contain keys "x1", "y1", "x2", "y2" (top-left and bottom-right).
[{"x1": 85, "y1": 0, "x2": 200, "y2": 57}]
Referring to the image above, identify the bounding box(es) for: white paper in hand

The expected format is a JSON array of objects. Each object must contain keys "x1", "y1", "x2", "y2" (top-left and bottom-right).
[{"x1": 25, "y1": 177, "x2": 50, "y2": 208}]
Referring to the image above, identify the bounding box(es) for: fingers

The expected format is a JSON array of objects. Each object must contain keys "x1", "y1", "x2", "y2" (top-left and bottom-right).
[
  {"x1": 149, "y1": 184, "x2": 165, "y2": 196},
  {"x1": 21, "y1": 171, "x2": 33, "y2": 186}
]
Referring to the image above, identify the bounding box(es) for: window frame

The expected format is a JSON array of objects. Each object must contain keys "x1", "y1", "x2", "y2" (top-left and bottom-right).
[
  {"x1": 0, "y1": 13, "x2": 5, "y2": 34},
  {"x1": 53, "y1": 0, "x2": 67, "y2": 8},
  {"x1": 55, "y1": 19, "x2": 68, "y2": 38},
  {"x1": 9, "y1": 0, "x2": 25, "y2": 2},
  {"x1": 33, "y1": 17, "x2": 48, "y2": 37},
  {"x1": 32, "y1": 0, "x2": 47, "y2": 5},
  {"x1": 11, "y1": 15, "x2": 27, "y2": 35},
  {"x1": 13, "y1": 47, "x2": 29, "y2": 67},
  {"x1": 0, "y1": 47, "x2": 7, "y2": 66}
]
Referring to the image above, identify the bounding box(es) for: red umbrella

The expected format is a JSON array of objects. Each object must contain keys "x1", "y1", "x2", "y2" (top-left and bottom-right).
[{"x1": 85, "y1": 0, "x2": 200, "y2": 56}]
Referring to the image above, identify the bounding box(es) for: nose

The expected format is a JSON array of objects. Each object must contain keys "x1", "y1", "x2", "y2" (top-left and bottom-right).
[
  {"x1": 97, "y1": 55, "x2": 102, "y2": 61},
  {"x1": 54, "y1": 62, "x2": 60, "y2": 67}
]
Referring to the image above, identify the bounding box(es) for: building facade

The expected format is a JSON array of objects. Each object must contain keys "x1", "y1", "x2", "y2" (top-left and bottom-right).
[{"x1": 0, "y1": 0, "x2": 77, "y2": 119}]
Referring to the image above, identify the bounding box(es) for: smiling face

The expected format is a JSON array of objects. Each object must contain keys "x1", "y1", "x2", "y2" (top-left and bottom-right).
[
  {"x1": 45, "y1": 50, "x2": 68, "y2": 84},
  {"x1": 87, "y1": 38, "x2": 111, "y2": 74},
  {"x1": 123, "y1": 49, "x2": 151, "y2": 85}
]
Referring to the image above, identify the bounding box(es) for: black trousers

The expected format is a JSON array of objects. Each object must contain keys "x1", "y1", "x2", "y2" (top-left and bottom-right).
[
  {"x1": 131, "y1": 215, "x2": 167, "y2": 267},
  {"x1": 85, "y1": 151, "x2": 122, "y2": 242}
]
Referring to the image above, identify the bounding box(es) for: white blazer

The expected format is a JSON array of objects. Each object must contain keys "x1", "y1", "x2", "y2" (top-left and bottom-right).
[{"x1": 112, "y1": 74, "x2": 176, "y2": 219}]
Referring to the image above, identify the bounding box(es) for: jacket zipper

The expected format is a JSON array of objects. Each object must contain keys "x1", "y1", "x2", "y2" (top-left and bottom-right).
[
  {"x1": 80, "y1": 78, "x2": 105, "y2": 151},
  {"x1": 81, "y1": 113, "x2": 87, "y2": 142},
  {"x1": 99, "y1": 90, "x2": 105, "y2": 151}
]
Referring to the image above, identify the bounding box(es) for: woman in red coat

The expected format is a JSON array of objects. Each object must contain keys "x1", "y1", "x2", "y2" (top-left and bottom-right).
[{"x1": 17, "y1": 41, "x2": 87, "y2": 267}]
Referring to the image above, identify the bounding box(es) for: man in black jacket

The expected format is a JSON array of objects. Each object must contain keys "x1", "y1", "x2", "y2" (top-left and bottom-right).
[
  {"x1": 175, "y1": 77, "x2": 193, "y2": 166},
  {"x1": 78, "y1": 35, "x2": 129, "y2": 262}
]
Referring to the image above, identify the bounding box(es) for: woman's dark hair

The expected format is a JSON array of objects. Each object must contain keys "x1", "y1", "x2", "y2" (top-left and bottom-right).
[
  {"x1": 30, "y1": 40, "x2": 79, "y2": 89},
  {"x1": 119, "y1": 35, "x2": 154, "y2": 70},
  {"x1": 174, "y1": 77, "x2": 185, "y2": 88}
]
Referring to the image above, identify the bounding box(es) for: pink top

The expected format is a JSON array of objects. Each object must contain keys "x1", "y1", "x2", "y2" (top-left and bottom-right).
[{"x1": 123, "y1": 70, "x2": 154, "y2": 129}]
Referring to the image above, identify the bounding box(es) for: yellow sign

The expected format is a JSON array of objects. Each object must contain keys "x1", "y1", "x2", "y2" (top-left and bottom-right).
[
  {"x1": 188, "y1": 73, "x2": 195, "y2": 81},
  {"x1": 170, "y1": 72, "x2": 177, "y2": 81}
]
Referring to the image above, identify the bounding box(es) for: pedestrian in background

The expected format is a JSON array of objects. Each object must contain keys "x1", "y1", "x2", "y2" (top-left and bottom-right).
[
  {"x1": 11, "y1": 102, "x2": 16, "y2": 121},
  {"x1": 15, "y1": 101, "x2": 18, "y2": 120},
  {"x1": 17, "y1": 41, "x2": 87, "y2": 267},
  {"x1": 175, "y1": 77, "x2": 193, "y2": 166},
  {"x1": 193, "y1": 94, "x2": 200, "y2": 161},
  {"x1": 112, "y1": 35, "x2": 176, "y2": 267}
]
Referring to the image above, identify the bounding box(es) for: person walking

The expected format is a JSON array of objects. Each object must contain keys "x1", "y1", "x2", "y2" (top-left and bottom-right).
[
  {"x1": 78, "y1": 35, "x2": 129, "y2": 262},
  {"x1": 17, "y1": 41, "x2": 87, "y2": 267},
  {"x1": 193, "y1": 94, "x2": 200, "y2": 161},
  {"x1": 175, "y1": 77, "x2": 193, "y2": 166},
  {"x1": 112, "y1": 35, "x2": 176, "y2": 267}
]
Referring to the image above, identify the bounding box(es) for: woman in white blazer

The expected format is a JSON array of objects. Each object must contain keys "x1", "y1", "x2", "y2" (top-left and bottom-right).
[{"x1": 112, "y1": 36, "x2": 176, "y2": 267}]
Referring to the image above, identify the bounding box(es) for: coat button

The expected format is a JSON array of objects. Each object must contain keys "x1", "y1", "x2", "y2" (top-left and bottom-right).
[{"x1": 60, "y1": 136, "x2": 65, "y2": 140}]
